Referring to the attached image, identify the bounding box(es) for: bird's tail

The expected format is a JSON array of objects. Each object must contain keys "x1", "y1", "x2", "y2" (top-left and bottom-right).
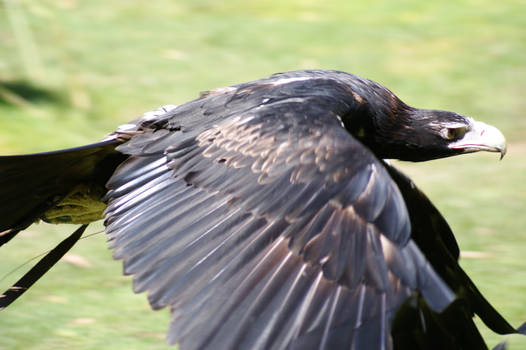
[
  {"x1": 0, "y1": 139, "x2": 125, "y2": 309},
  {"x1": 0, "y1": 139, "x2": 124, "y2": 246}
]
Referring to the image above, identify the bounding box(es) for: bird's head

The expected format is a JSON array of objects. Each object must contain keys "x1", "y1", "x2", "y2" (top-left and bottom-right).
[
  {"x1": 376, "y1": 108, "x2": 508, "y2": 162},
  {"x1": 339, "y1": 78, "x2": 507, "y2": 162}
]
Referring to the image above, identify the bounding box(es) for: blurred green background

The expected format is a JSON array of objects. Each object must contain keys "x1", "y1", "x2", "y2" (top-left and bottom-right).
[{"x1": 0, "y1": 0, "x2": 525, "y2": 349}]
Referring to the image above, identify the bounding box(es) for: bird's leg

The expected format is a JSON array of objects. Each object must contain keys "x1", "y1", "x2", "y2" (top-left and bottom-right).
[{"x1": 42, "y1": 184, "x2": 107, "y2": 224}]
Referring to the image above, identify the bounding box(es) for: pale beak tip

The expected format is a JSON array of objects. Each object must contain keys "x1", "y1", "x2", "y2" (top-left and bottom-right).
[
  {"x1": 447, "y1": 120, "x2": 507, "y2": 160},
  {"x1": 499, "y1": 145, "x2": 507, "y2": 160}
]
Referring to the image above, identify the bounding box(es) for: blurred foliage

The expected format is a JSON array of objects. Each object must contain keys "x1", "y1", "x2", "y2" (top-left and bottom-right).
[{"x1": 0, "y1": 0, "x2": 524, "y2": 349}]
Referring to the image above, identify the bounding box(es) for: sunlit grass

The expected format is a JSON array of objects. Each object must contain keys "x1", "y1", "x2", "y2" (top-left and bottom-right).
[{"x1": 0, "y1": 0, "x2": 524, "y2": 349}]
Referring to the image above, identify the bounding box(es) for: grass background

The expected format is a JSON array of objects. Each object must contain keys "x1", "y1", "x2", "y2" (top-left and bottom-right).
[{"x1": 0, "y1": 0, "x2": 525, "y2": 349}]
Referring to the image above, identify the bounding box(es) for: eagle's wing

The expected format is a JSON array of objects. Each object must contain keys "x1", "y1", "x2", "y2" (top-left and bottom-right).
[
  {"x1": 104, "y1": 92, "x2": 453, "y2": 350},
  {"x1": 385, "y1": 164, "x2": 521, "y2": 349}
]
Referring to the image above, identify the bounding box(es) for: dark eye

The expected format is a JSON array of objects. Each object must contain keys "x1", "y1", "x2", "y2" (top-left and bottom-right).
[{"x1": 445, "y1": 127, "x2": 466, "y2": 140}]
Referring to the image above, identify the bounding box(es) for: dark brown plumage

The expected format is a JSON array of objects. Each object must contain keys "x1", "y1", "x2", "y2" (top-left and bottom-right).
[{"x1": 0, "y1": 70, "x2": 521, "y2": 349}]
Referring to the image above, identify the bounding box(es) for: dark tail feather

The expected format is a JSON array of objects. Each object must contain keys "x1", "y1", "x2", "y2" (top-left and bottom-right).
[
  {"x1": 0, "y1": 225, "x2": 87, "y2": 310},
  {"x1": 0, "y1": 140, "x2": 124, "y2": 309},
  {"x1": 0, "y1": 139, "x2": 124, "y2": 245}
]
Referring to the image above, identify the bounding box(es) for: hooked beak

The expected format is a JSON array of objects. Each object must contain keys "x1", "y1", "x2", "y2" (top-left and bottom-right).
[{"x1": 448, "y1": 121, "x2": 507, "y2": 159}]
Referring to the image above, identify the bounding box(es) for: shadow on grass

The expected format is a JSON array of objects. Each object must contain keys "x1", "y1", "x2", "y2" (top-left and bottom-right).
[{"x1": 0, "y1": 80, "x2": 64, "y2": 106}]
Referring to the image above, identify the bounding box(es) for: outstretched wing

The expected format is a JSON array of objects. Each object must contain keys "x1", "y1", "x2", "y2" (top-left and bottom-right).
[{"x1": 104, "y1": 85, "x2": 453, "y2": 350}]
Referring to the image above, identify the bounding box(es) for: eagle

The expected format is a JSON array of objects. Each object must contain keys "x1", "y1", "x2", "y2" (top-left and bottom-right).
[{"x1": 0, "y1": 70, "x2": 523, "y2": 349}]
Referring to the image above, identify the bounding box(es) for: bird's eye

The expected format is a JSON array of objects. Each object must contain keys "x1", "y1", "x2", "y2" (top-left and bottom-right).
[{"x1": 444, "y1": 127, "x2": 467, "y2": 140}]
